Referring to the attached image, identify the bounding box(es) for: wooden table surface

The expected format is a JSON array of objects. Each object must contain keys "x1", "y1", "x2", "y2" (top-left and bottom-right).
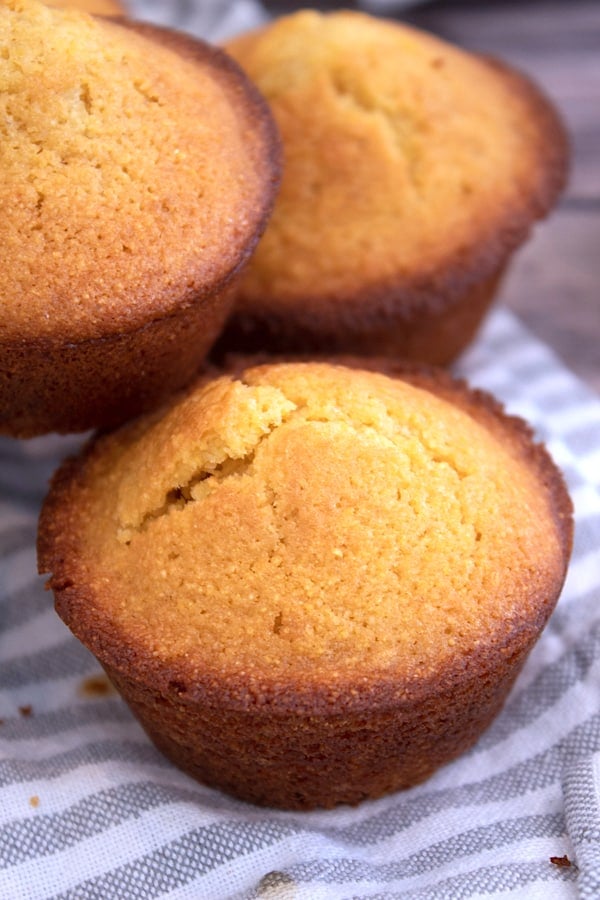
[{"x1": 400, "y1": 0, "x2": 600, "y2": 393}]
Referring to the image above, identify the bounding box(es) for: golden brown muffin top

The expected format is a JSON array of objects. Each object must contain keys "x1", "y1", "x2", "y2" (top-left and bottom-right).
[
  {"x1": 0, "y1": 0, "x2": 278, "y2": 342},
  {"x1": 226, "y1": 10, "x2": 568, "y2": 314},
  {"x1": 39, "y1": 361, "x2": 572, "y2": 711}
]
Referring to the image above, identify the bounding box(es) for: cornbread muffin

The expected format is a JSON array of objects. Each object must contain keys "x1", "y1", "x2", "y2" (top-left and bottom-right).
[
  {"x1": 38, "y1": 361, "x2": 573, "y2": 809},
  {"x1": 0, "y1": 0, "x2": 280, "y2": 436},
  {"x1": 215, "y1": 10, "x2": 569, "y2": 363}
]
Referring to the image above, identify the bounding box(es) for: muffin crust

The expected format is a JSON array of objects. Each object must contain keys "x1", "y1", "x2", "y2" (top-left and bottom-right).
[
  {"x1": 0, "y1": 1, "x2": 280, "y2": 434},
  {"x1": 38, "y1": 362, "x2": 573, "y2": 807},
  {"x1": 216, "y1": 10, "x2": 569, "y2": 361}
]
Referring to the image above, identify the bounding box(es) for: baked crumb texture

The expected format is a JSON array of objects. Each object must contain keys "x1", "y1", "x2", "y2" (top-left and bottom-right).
[
  {"x1": 215, "y1": 10, "x2": 569, "y2": 363},
  {"x1": 0, "y1": 0, "x2": 280, "y2": 435},
  {"x1": 38, "y1": 362, "x2": 573, "y2": 809},
  {"x1": 43, "y1": 0, "x2": 125, "y2": 16}
]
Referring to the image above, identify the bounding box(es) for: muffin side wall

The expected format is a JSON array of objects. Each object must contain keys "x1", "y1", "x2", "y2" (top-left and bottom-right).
[{"x1": 102, "y1": 630, "x2": 537, "y2": 810}]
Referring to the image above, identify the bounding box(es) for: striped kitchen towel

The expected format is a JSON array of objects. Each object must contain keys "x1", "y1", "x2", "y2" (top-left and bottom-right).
[
  {"x1": 125, "y1": 0, "x2": 431, "y2": 43},
  {"x1": 0, "y1": 306, "x2": 599, "y2": 899}
]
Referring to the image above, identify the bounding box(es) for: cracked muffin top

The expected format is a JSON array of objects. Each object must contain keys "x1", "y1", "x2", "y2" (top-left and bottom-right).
[
  {"x1": 225, "y1": 10, "x2": 567, "y2": 315},
  {"x1": 38, "y1": 361, "x2": 572, "y2": 711},
  {"x1": 0, "y1": 0, "x2": 278, "y2": 342}
]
